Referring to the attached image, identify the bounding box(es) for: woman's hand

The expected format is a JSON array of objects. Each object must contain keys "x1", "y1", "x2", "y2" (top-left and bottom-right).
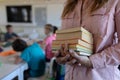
[
  {"x1": 56, "y1": 53, "x2": 70, "y2": 64},
  {"x1": 55, "y1": 44, "x2": 93, "y2": 67},
  {"x1": 69, "y1": 50, "x2": 93, "y2": 68},
  {"x1": 55, "y1": 44, "x2": 71, "y2": 64}
]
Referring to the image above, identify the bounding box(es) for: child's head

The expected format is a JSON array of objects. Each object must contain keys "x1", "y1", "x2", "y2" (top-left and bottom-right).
[
  {"x1": 44, "y1": 24, "x2": 53, "y2": 35},
  {"x1": 6, "y1": 25, "x2": 13, "y2": 33},
  {"x1": 12, "y1": 39, "x2": 28, "y2": 52},
  {"x1": 53, "y1": 26, "x2": 58, "y2": 34}
]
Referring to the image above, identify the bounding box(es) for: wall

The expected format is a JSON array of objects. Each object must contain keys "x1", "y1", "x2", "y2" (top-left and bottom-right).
[{"x1": 0, "y1": 0, "x2": 65, "y2": 39}]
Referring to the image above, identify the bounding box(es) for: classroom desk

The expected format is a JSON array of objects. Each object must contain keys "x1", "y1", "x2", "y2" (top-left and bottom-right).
[{"x1": 0, "y1": 55, "x2": 28, "y2": 80}]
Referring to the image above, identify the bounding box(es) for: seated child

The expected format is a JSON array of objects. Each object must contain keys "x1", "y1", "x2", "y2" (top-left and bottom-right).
[
  {"x1": 12, "y1": 39, "x2": 46, "y2": 78},
  {"x1": 5, "y1": 25, "x2": 19, "y2": 41}
]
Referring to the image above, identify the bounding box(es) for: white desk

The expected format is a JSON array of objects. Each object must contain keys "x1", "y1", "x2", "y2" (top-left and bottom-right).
[{"x1": 0, "y1": 56, "x2": 28, "y2": 80}]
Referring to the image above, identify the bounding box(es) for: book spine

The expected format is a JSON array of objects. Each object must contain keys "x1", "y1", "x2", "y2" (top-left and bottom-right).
[
  {"x1": 52, "y1": 40, "x2": 93, "y2": 50},
  {"x1": 56, "y1": 32, "x2": 93, "y2": 44},
  {"x1": 56, "y1": 31, "x2": 82, "y2": 39},
  {"x1": 52, "y1": 44, "x2": 92, "y2": 53},
  {"x1": 52, "y1": 47, "x2": 92, "y2": 54},
  {"x1": 56, "y1": 27, "x2": 92, "y2": 36}
]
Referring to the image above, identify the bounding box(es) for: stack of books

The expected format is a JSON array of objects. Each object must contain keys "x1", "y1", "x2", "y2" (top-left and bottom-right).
[{"x1": 52, "y1": 27, "x2": 93, "y2": 56}]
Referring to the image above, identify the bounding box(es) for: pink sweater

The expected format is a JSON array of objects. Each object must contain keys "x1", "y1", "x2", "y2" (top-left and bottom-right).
[
  {"x1": 63, "y1": 0, "x2": 120, "y2": 80},
  {"x1": 44, "y1": 34, "x2": 56, "y2": 60}
]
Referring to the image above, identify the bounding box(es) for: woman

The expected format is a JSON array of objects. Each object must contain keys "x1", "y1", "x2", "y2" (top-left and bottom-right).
[{"x1": 56, "y1": 0, "x2": 120, "y2": 80}]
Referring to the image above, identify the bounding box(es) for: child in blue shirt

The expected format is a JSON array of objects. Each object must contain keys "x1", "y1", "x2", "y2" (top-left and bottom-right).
[{"x1": 12, "y1": 39, "x2": 45, "y2": 78}]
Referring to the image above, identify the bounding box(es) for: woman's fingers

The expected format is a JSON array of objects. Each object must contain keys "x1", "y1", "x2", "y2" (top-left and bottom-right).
[
  {"x1": 56, "y1": 54, "x2": 70, "y2": 64},
  {"x1": 69, "y1": 50, "x2": 80, "y2": 59},
  {"x1": 54, "y1": 50, "x2": 60, "y2": 57},
  {"x1": 54, "y1": 44, "x2": 64, "y2": 57},
  {"x1": 58, "y1": 44, "x2": 70, "y2": 56},
  {"x1": 64, "y1": 44, "x2": 69, "y2": 55},
  {"x1": 60, "y1": 44, "x2": 66, "y2": 56},
  {"x1": 66, "y1": 59, "x2": 77, "y2": 65},
  {"x1": 64, "y1": 44, "x2": 69, "y2": 52}
]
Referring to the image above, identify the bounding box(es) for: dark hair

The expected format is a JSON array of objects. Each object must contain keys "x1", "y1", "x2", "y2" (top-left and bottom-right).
[
  {"x1": 6, "y1": 25, "x2": 12, "y2": 29},
  {"x1": 12, "y1": 39, "x2": 28, "y2": 52},
  {"x1": 45, "y1": 24, "x2": 53, "y2": 32},
  {"x1": 53, "y1": 26, "x2": 58, "y2": 34}
]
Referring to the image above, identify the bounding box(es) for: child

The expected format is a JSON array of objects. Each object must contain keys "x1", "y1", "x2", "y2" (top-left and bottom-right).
[
  {"x1": 12, "y1": 39, "x2": 46, "y2": 79},
  {"x1": 43, "y1": 24, "x2": 55, "y2": 62},
  {"x1": 5, "y1": 25, "x2": 19, "y2": 41}
]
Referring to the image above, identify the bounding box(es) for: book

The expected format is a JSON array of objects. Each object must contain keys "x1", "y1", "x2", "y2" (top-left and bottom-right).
[
  {"x1": 56, "y1": 27, "x2": 92, "y2": 36},
  {"x1": 52, "y1": 27, "x2": 93, "y2": 56},
  {"x1": 56, "y1": 27, "x2": 93, "y2": 44},
  {"x1": 52, "y1": 39, "x2": 93, "y2": 49},
  {"x1": 52, "y1": 44, "x2": 92, "y2": 54}
]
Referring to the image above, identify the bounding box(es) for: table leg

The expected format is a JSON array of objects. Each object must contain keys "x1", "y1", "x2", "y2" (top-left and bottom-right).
[
  {"x1": 18, "y1": 63, "x2": 28, "y2": 80},
  {"x1": 18, "y1": 71, "x2": 24, "y2": 80}
]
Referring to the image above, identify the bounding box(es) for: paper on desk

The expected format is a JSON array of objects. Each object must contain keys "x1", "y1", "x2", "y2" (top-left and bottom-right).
[
  {"x1": 6, "y1": 56, "x2": 16, "y2": 64},
  {"x1": 8, "y1": 57, "x2": 15, "y2": 62}
]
